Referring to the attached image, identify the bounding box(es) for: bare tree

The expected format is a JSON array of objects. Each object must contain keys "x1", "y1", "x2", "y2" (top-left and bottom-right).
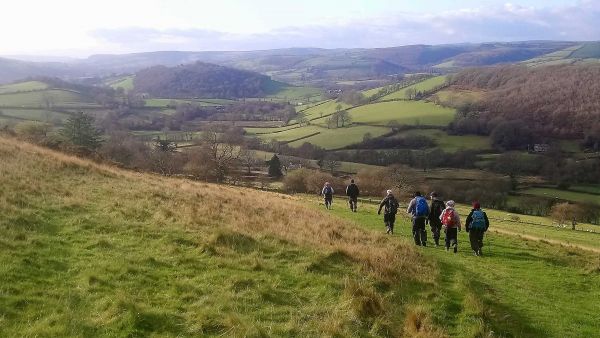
[
  {"x1": 551, "y1": 202, "x2": 584, "y2": 229},
  {"x1": 322, "y1": 158, "x2": 341, "y2": 174},
  {"x1": 238, "y1": 148, "x2": 258, "y2": 175},
  {"x1": 199, "y1": 126, "x2": 241, "y2": 182}
]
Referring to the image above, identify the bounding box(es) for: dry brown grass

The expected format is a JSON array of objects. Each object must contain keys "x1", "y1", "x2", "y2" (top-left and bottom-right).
[
  {"x1": 402, "y1": 305, "x2": 449, "y2": 338},
  {"x1": 0, "y1": 135, "x2": 430, "y2": 286}
]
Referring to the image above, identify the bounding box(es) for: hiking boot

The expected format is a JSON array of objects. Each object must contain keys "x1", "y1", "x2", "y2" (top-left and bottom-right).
[
  {"x1": 453, "y1": 245, "x2": 458, "y2": 253},
  {"x1": 474, "y1": 251, "x2": 479, "y2": 256},
  {"x1": 477, "y1": 249, "x2": 483, "y2": 256}
]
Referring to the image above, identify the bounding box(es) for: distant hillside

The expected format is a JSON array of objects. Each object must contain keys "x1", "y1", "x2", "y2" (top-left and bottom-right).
[
  {"x1": 0, "y1": 41, "x2": 591, "y2": 85},
  {"x1": 133, "y1": 61, "x2": 277, "y2": 99},
  {"x1": 0, "y1": 58, "x2": 78, "y2": 84}
]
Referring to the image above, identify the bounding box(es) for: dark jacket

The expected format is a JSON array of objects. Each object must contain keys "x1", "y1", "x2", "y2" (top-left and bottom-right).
[
  {"x1": 465, "y1": 208, "x2": 490, "y2": 232},
  {"x1": 429, "y1": 198, "x2": 445, "y2": 224},
  {"x1": 346, "y1": 184, "x2": 360, "y2": 198},
  {"x1": 378, "y1": 195, "x2": 399, "y2": 215}
]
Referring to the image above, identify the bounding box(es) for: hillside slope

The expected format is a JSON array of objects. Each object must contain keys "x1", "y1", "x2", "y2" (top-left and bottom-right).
[
  {"x1": 0, "y1": 136, "x2": 434, "y2": 337},
  {"x1": 133, "y1": 61, "x2": 278, "y2": 98}
]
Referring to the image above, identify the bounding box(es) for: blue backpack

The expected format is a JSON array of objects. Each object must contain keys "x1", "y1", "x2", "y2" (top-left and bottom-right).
[
  {"x1": 470, "y1": 210, "x2": 486, "y2": 230},
  {"x1": 415, "y1": 197, "x2": 429, "y2": 217}
]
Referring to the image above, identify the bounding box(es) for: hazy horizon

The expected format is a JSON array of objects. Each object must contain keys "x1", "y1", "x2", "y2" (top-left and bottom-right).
[{"x1": 2, "y1": 0, "x2": 599, "y2": 58}]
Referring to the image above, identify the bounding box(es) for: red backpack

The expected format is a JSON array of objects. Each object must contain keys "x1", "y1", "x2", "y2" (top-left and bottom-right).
[{"x1": 442, "y1": 209, "x2": 457, "y2": 227}]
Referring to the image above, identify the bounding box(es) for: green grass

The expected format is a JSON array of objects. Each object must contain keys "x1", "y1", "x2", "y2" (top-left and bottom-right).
[
  {"x1": 0, "y1": 137, "x2": 433, "y2": 337},
  {"x1": 2, "y1": 136, "x2": 599, "y2": 337},
  {"x1": 349, "y1": 100, "x2": 455, "y2": 126},
  {"x1": 0, "y1": 81, "x2": 49, "y2": 94},
  {"x1": 520, "y1": 187, "x2": 600, "y2": 205},
  {"x1": 144, "y1": 98, "x2": 226, "y2": 108},
  {"x1": 297, "y1": 99, "x2": 352, "y2": 121},
  {"x1": 395, "y1": 129, "x2": 492, "y2": 152},
  {"x1": 253, "y1": 123, "x2": 392, "y2": 150},
  {"x1": 570, "y1": 42, "x2": 600, "y2": 59},
  {"x1": 0, "y1": 89, "x2": 97, "y2": 108},
  {"x1": 302, "y1": 197, "x2": 600, "y2": 337},
  {"x1": 0, "y1": 109, "x2": 70, "y2": 123},
  {"x1": 569, "y1": 184, "x2": 600, "y2": 195},
  {"x1": 255, "y1": 125, "x2": 322, "y2": 143},
  {"x1": 287, "y1": 125, "x2": 392, "y2": 150},
  {"x1": 379, "y1": 76, "x2": 447, "y2": 101},
  {"x1": 107, "y1": 76, "x2": 134, "y2": 91}
]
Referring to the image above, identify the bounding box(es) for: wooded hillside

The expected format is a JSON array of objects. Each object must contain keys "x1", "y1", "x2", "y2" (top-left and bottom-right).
[
  {"x1": 452, "y1": 65, "x2": 600, "y2": 138},
  {"x1": 133, "y1": 62, "x2": 273, "y2": 99}
]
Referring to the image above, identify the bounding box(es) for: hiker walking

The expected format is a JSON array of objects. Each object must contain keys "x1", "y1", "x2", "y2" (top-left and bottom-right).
[
  {"x1": 440, "y1": 200, "x2": 461, "y2": 253},
  {"x1": 321, "y1": 182, "x2": 335, "y2": 210},
  {"x1": 407, "y1": 191, "x2": 429, "y2": 246},
  {"x1": 346, "y1": 179, "x2": 360, "y2": 212},
  {"x1": 465, "y1": 201, "x2": 489, "y2": 256},
  {"x1": 428, "y1": 192, "x2": 445, "y2": 247},
  {"x1": 378, "y1": 190, "x2": 399, "y2": 234}
]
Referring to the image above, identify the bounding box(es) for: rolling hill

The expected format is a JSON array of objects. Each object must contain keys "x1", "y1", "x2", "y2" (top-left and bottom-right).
[
  {"x1": 1, "y1": 135, "x2": 599, "y2": 337},
  {"x1": 1, "y1": 41, "x2": 589, "y2": 85}
]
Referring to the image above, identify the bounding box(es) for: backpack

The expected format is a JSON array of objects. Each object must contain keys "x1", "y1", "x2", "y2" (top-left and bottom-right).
[
  {"x1": 387, "y1": 197, "x2": 399, "y2": 215},
  {"x1": 323, "y1": 186, "x2": 333, "y2": 196},
  {"x1": 431, "y1": 200, "x2": 445, "y2": 219},
  {"x1": 415, "y1": 196, "x2": 429, "y2": 217},
  {"x1": 470, "y1": 210, "x2": 486, "y2": 230},
  {"x1": 442, "y1": 209, "x2": 457, "y2": 227}
]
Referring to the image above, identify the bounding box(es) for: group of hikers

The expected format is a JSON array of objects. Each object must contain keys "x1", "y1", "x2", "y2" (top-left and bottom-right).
[{"x1": 321, "y1": 180, "x2": 490, "y2": 256}]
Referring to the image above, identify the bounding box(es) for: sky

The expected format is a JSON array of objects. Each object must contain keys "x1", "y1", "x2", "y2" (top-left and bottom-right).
[{"x1": 2, "y1": 0, "x2": 599, "y2": 57}]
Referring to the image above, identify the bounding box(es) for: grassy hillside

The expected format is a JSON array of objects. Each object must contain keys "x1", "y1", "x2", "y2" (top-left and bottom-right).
[
  {"x1": 0, "y1": 136, "x2": 433, "y2": 337},
  {"x1": 107, "y1": 75, "x2": 134, "y2": 91},
  {"x1": 302, "y1": 197, "x2": 600, "y2": 338},
  {"x1": 378, "y1": 76, "x2": 447, "y2": 101},
  {"x1": 0, "y1": 89, "x2": 97, "y2": 108}
]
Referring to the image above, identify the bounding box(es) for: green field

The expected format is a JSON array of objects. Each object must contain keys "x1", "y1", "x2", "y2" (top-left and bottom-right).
[
  {"x1": 297, "y1": 99, "x2": 352, "y2": 120},
  {"x1": 378, "y1": 76, "x2": 447, "y2": 101},
  {"x1": 434, "y1": 89, "x2": 484, "y2": 107},
  {"x1": 349, "y1": 100, "x2": 455, "y2": 126},
  {"x1": 144, "y1": 98, "x2": 228, "y2": 108},
  {"x1": 395, "y1": 128, "x2": 492, "y2": 152},
  {"x1": 287, "y1": 125, "x2": 392, "y2": 150},
  {"x1": 520, "y1": 187, "x2": 600, "y2": 205},
  {"x1": 0, "y1": 89, "x2": 97, "y2": 108},
  {"x1": 0, "y1": 108, "x2": 71, "y2": 123},
  {"x1": 570, "y1": 184, "x2": 600, "y2": 195},
  {"x1": 254, "y1": 123, "x2": 392, "y2": 150},
  {"x1": 0, "y1": 81, "x2": 49, "y2": 94},
  {"x1": 107, "y1": 76, "x2": 135, "y2": 91},
  {"x1": 307, "y1": 198, "x2": 600, "y2": 337}
]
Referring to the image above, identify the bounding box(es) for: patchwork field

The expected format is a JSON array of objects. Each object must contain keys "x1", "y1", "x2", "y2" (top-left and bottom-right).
[
  {"x1": 0, "y1": 81, "x2": 49, "y2": 94},
  {"x1": 378, "y1": 76, "x2": 447, "y2": 101},
  {"x1": 0, "y1": 108, "x2": 71, "y2": 123},
  {"x1": 107, "y1": 76, "x2": 135, "y2": 91},
  {"x1": 287, "y1": 125, "x2": 392, "y2": 150},
  {"x1": 394, "y1": 128, "x2": 492, "y2": 152},
  {"x1": 520, "y1": 187, "x2": 600, "y2": 205},
  {"x1": 0, "y1": 89, "x2": 97, "y2": 108},
  {"x1": 349, "y1": 100, "x2": 455, "y2": 126}
]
